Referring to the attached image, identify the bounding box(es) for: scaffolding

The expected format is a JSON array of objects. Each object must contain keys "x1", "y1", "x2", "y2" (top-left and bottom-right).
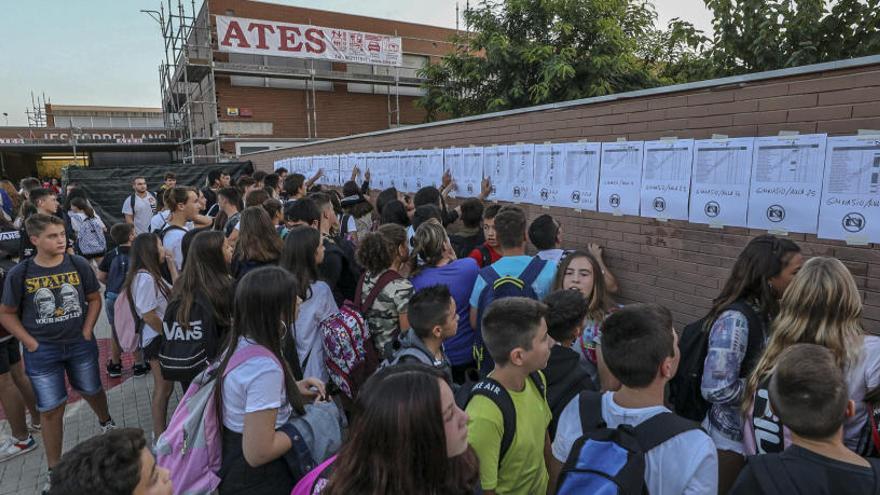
[
  {"x1": 153, "y1": 0, "x2": 218, "y2": 163},
  {"x1": 154, "y1": 0, "x2": 428, "y2": 161},
  {"x1": 26, "y1": 92, "x2": 50, "y2": 128}
]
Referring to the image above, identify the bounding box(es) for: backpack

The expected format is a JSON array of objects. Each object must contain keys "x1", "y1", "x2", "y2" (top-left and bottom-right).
[
  {"x1": 381, "y1": 338, "x2": 436, "y2": 368},
  {"x1": 668, "y1": 299, "x2": 765, "y2": 422},
  {"x1": 113, "y1": 288, "x2": 143, "y2": 353},
  {"x1": 556, "y1": 391, "x2": 701, "y2": 495},
  {"x1": 461, "y1": 371, "x2": 546, "y2": 464},
  {"x1": 291, "y1": 454, "x2": 336, "y2": 495},
  {"x1": 129, "y1": 192, "x2": 157, "y2": 215},
  {"x1": 476, "y1": 244, "x2": 492, "y2": 267},
  {"x1": 159, "y1": 296, "x2": 220, "y2": 383},
  {"x1": 105, "y1": 247, "x2": 129, "y2": 294},
  {"x1": 76, "y1": 216, "x2": 106, "y2": 256},
  {"x1": 473, "y1": 257, "x2": 547, "y2": 375},
  {"x1": 320, "y1": 271, "x2": 401, "y2": 400},
  {"x1": 159, "y1": 223, "x2": 187, "y2": 242},
  {"x1": 155, "y1": 344, "x2": 279, "y2": 495}
]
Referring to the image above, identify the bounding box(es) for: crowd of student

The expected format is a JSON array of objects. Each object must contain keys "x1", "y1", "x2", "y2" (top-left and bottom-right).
[{"x1": 0, "y1": 164, "x2": 878, "y2": 495}]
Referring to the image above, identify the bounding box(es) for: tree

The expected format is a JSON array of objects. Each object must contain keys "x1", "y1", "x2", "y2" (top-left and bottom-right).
[{"x1": 417, "y1": 0, "x2": 880, "y2": 121}]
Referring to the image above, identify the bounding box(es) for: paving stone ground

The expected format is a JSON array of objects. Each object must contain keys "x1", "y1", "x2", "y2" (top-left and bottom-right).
[{"x1": 0, "y1": 303, "x2": 182, "y2": 495}]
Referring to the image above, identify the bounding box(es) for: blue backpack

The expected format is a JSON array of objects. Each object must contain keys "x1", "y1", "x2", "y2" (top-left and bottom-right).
[
  {"x1": 106, "y1": 247, "x2": 129, "y2": 294},
  {"x1": 556, "y1": 391, "x2": 701, "y2": 495},
  {"x1": 473, "y1": 256, "x2": 547, "y2": 375}
]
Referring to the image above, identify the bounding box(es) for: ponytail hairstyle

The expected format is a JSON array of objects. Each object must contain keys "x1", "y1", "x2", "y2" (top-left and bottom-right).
[
  {"x1": 166, "y1": 187, "x2": 194, "y2": 218},
  {"x1": 409, "y1": 218, "x2": 450, "y2": 277},
  {"x1": 70, "y1": 197, "x2": 95, "y2": 219},
  {"x1": 214, "y1": 266, "x2": 305, "y2": 424}
]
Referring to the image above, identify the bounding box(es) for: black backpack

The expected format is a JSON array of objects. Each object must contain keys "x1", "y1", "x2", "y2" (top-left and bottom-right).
[
  {"x1": 556, "y1": 391, "x2": 701, "y2": 495},
  {"x1": 746, "y1": 453, "x2": 880, "y2": 494},
  {"x1": 669, "y1": 299, "x2": 766, "y2": 422},
  {"x1": 460, "y1": 371, "x2": 547, "y2": 465},
  {"x1": 159, "y1": 296, "x2": 223, "y2": 383}
]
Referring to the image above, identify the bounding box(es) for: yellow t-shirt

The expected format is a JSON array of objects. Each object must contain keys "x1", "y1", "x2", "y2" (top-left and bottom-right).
[{"x1": 466, "y1": 373, "x2": 551, "y2": 494}]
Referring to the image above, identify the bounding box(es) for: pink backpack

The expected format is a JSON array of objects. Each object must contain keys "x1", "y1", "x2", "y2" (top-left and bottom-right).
[
  {"x1": 155, "y1": 344, "x2": 280, "y2": 495},
  {"x1": 113, "y1": 290, "x2": 142, "y2": 353},
  {"x1": 290, "y1": 454, "x2": 336, "y2": 495}
]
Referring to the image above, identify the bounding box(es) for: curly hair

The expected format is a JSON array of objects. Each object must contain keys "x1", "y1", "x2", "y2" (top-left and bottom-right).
[
  {"x1": 357, "y1": 231, "x2": 396, "y2": 274},
  {"x1": 49, "y1": 428, "x2": 147, "y2": 495}
]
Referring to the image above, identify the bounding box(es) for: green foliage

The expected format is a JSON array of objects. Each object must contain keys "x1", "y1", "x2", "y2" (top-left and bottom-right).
[{"x1": 417, "y1": 0, "x2": 880, "y2": 121}]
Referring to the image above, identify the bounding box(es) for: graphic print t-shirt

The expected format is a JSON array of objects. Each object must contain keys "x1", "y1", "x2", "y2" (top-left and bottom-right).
[{"x1": 1, "y1": 255, "x2": 100, "y2": 343}]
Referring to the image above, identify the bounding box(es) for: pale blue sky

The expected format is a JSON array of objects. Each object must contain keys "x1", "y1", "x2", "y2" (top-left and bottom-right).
[{"x1": 0, "y1": 0, "x2": 713, "y2": 126}]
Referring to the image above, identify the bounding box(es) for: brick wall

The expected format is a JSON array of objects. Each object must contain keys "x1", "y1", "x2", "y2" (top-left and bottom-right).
[
  {"x1": 246, "y1": 58, "x2": 880, "y2": 329},
  {"x1": 210, "y1": 0, "x2": 458, "y2": 144}
]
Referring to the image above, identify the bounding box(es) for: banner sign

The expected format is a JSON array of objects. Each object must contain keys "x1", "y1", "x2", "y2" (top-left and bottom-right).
[{"x1": 216, "y1": 15, "x2": 403, "y2": 67}]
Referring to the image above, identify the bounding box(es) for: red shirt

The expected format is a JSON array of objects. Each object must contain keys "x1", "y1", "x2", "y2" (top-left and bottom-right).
[{"x1": 467, "y1": 243, "x2": 502, "y2": 268}]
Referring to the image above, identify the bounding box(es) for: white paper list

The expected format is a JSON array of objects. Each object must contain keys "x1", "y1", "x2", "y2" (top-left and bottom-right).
[
  {"x1": 457, "y1": 147, "x2": 485, "y2": 198},
  {"x1": 640, "y1": 139, "x2": 694, "y2": 220},
  {"x1": 532, "y1": 143, "x2": 601, "y2": 210},
  {"x1": 598, "y1": 141, "x2": 644, "y2": 216},
  {"x1": 747, "y1": 134, "x2": 827, "y2": 234},
  {"x1": 688, "y1": 138, "x2": 754, "y2": 227},
  {"x1": 482, "y1": 146, "x2": 508, "y2": 202},
  {"x1": 818, "y1": 136, "x2": 880, "y2": 243},
  {"x1": 496, "y1": 144, "x2": 535, "y2": 203}
]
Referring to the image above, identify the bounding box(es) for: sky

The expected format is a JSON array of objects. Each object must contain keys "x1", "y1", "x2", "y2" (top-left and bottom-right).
[{"x1": 0, "y1": 0, "x2": 714, "y2": 126}]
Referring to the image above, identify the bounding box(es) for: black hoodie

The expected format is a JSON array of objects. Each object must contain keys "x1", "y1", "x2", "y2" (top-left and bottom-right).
[{"x1": 544, "y1": 344, "x2": 598, "y2": 438}]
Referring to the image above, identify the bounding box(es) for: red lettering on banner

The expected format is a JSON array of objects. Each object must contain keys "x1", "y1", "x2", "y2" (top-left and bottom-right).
[
  {"x1": 248, "y1": 22, "x2": 275, "y2": 49},
  {"x1": 278, "y1": 26, "x2": 303, "y2": 52},
  {"x1": 220, "y1": 20, "x2": 250, "y2": 48},
  {"x1": 304, "y1": 28, "x2": 326, "y2": 54}
]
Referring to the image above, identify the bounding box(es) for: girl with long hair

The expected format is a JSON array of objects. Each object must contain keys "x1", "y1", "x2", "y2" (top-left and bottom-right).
[
  {"x1": 552, "y1": 250, "x2": 618, "y2": 389},
  {"x1": 409, "y1": 219, "x2": 479, "y2": 384},
  {"x1": 214, "y1": 266, "x2": 324, "y2": 495},
  {"x1": 294, "y1": 364, "x2": 478, "y2": 495},
  {"x1": 700, "y1": 234, "x2": 802, "y2": 493},
  {"x1": 355, "y1": 224, "x2": 413, "y2": 353},
  {"x1": 0, "y1": 179, "x2": 21, "y2": 219},
  {"x1": 161, "y1": 231, "x2": 233, "y2": 387},
  {"x1": 279, "y1": 226, "x2": 338, "y2": 381},
  {"x1": 741, "y1": 256, "x2": 880, "y2": 455},
  {"x1": 231, "y1": 206, "x2": 283, "y2": 280},
  {"x1": 121, "y1": 233, "x2": 177, "y2": 437}
]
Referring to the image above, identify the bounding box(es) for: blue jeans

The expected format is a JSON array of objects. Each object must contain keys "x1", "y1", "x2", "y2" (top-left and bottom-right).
[
  {"x1": 22, "y1": 338, "x2": 103, "y2": 412},
  {"x1": 105, "y1": 292, "x2": 119, "y2": 348}
]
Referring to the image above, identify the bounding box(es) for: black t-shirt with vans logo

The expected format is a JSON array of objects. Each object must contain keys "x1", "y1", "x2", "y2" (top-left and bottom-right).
[{"x1": 0, "y1": 255, "x2": 99, "y2": 343}]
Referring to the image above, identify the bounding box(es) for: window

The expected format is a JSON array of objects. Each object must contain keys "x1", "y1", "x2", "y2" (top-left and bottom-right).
[
  {"x1": 346, "y1": 54, "x2": 427, "y2": 96},
  {"x1": 228, "y1": 53, "x2": 333, "y2": 91}
]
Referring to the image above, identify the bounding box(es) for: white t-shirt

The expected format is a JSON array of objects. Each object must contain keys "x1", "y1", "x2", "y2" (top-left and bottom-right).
[
  {"x1": 222, "y1": 337, "x2": 292, "y2": 433},
  {"x1": 122, "y1": 192, "x2": 157, "y2": 235},
  {"x1": 537, "y1": 248, "x2": 566, "y2": 263},
  {"x1": 552, "y1": 392, "x2": 718, "y2": 495},
  {"x1": 132, "y1": 271, "x2": 169, "y2": 347},
  {"x1": 292, "y1": 281, "x2": 338, "y2": 382},
  {"x1": 845, "y1": 335, "x2": 880, "y2": 451},
  {"x1": 161, "y1": 225, "x2": 189, "y2": 271},
  {"x1": 151, "y1": 211, "x2": 195, "y2": 234}
]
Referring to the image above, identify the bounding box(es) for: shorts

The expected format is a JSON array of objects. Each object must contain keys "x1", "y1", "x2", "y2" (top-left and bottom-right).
[
  {"x1": 0, "y1": 338, "x2": 22, "y2": 374},
  {"x1": 143, "y1": 336, "x2": 162, "y2": 362},
  {"x1": 105, "y1": 292, "x2": 119, "y2": 343},
  {"x1": 22, "y1": 338, "x2": 103, "y2": 412}
]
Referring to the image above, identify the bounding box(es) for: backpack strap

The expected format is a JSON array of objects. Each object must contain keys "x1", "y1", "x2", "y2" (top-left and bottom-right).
[
  {"x1": 129, "y1": 194, "x2": 136, "y2": 213},
  {"x1": 518, "y1": 256, "x2": 547, "y2": 288},
  {"x1": 578, "y1": 390, "x2": 607, "y2": 432},
  {"x1": 632, "y1": 412, "x2": 702, "y2": 452},
  {"x1": 358, "y1": 270, "x2": 402, "y2": 313},
  {"x1": 223, "y1": 343, "x2": 282, "y2": 377},
  {"x1": 478, "y1": 244, "x2": 491, "y2": 267},
  {"x1": 480, "y1": 265, "x2": 502, "y2": 287},
  {"x1": 470, "y1": 378, "x2": 517, "y2": 463},
  {"x1": 393, "y1": 345, "x2": 437, "y2": 366},
  {"x1": 727, "y1": 300, "x2": 766, "y2": 378}
]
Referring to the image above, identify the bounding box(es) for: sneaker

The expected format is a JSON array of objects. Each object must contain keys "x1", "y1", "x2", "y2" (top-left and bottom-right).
[
  {"x1": 28, "y1": 420, "x2": 41, "y2": 434},
  {"x1": 106, "y1": 360, "x2": 122, "y2": 378},
  {"x1": 42, "y1": 470, "x2": 51, "y2": 495},
  {"x1": 132, "y1": 363, "x2": 150, "y2": 376},
  {"x1": 100, "y1": 418, "x2": 117, "y2": 434},
  {"x1": 0, "y1": 434, "x2": 37, "y2": 462}
]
